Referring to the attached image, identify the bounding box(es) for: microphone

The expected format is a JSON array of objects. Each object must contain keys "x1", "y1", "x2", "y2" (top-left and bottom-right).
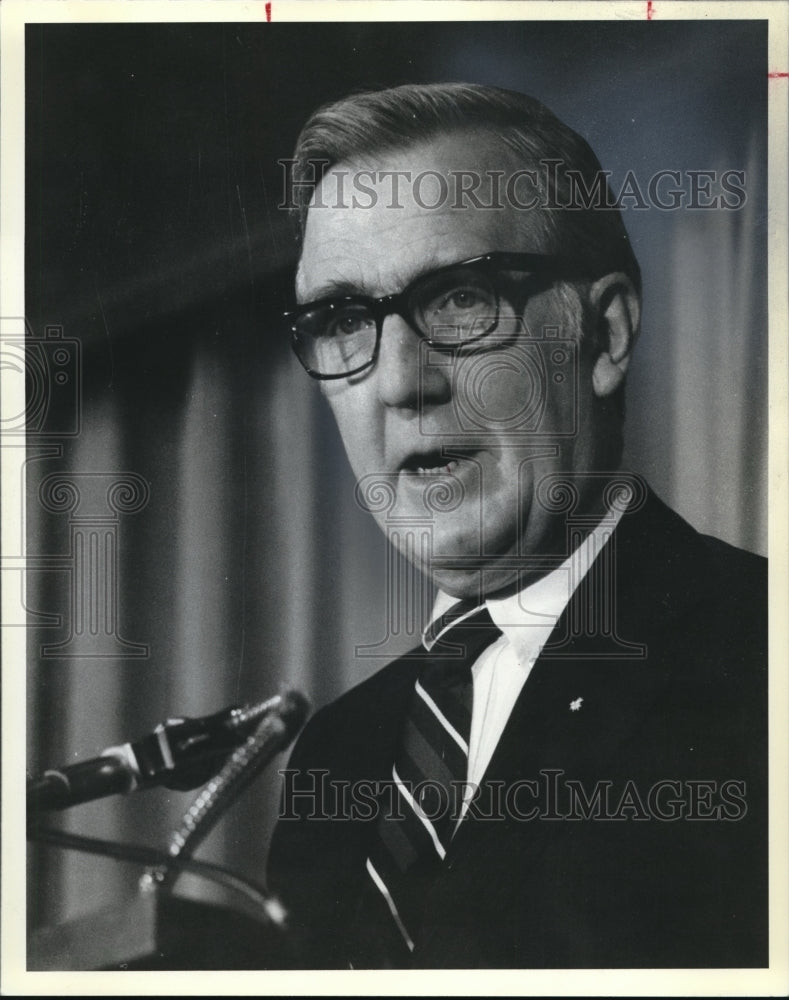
[{"x1": 27, "y1": 690, "x2": 309, "y2": 814}]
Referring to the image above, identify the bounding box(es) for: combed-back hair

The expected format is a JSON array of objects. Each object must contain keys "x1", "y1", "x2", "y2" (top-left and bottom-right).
[{"x1": 290, "y1": 82, "x2": 641, "y2": 292}]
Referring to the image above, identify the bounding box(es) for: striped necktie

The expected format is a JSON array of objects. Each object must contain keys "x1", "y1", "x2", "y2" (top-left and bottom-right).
[{"x1": 356, "y1": 606, "x2": 503, "y2": 966}]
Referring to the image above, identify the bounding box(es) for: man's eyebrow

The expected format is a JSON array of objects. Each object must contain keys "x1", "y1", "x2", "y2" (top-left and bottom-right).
[
  {"x1": 299, "y1": 277, "x2": 368, "y2": 303},
  {"x1": 298, "y1": 256, "x2": 454, "y2": 305}
]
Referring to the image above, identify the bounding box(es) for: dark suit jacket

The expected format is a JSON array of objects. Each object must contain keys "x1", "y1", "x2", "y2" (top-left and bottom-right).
[{"x1": 267, "y1": 491, "x2": 768, "y2": 968}]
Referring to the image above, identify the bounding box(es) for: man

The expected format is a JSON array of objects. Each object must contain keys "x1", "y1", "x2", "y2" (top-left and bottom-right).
[{"x1": 267, "y1": 84, "x2": 767, "y2": 969}]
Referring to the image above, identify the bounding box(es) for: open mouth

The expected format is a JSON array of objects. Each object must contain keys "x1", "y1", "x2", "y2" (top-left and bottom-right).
[{"x1": 398, "y1": 448, "x2": 476, "y2": 476}]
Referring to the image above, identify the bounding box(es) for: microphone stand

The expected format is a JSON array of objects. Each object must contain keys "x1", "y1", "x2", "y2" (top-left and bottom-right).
[{"x1": 27, "y1": 691, "x2": 308, "y2": 971}]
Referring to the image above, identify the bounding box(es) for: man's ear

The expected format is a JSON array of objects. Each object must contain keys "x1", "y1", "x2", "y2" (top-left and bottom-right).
[{"x1": 588, "y1": 272, "x2": 640, "y2": 398}]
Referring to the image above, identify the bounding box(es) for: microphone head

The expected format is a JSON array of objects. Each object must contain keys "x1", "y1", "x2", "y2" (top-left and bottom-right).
[
  {"x1": 275, "y1": 689, "x2": 310, "y2": 734},
  {"x1": 157, "y1": 689, "x2": 310, "y2": 791}
]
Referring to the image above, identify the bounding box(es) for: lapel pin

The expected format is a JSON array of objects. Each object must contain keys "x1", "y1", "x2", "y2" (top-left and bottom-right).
[{"x1": 570, "y1": 697, "x2": 583, "y2": 712}]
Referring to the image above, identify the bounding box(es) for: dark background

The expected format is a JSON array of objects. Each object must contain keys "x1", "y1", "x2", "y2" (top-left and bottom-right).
[{"x1": 25, "y1": 18, "x2": 767, "y2": 946}]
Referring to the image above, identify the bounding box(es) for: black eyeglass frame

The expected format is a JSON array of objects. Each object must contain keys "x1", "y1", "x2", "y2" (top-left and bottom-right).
[{"x1": 284, "y1": 251, "x2": 590, "y2": 380}]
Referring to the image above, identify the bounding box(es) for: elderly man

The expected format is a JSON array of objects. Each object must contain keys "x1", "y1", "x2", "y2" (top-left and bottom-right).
[{"x1": 267, "y1": 83, "x2": 767, "y2": 969}]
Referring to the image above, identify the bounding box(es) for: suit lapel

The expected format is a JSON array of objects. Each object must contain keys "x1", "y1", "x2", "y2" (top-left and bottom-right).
[{"x1": 446, "y1": 489, "x2": 713, "y2": 860}]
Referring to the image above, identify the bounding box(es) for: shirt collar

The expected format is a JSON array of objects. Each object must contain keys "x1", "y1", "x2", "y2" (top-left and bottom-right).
[{"x1": 423, "y1": 505, "x2": 625, "y2": 652}]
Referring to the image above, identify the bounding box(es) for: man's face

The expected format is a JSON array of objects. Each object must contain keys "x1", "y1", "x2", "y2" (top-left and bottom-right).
[{"x1": 297, "y1": 133, "x2": 604, "y2": 598}]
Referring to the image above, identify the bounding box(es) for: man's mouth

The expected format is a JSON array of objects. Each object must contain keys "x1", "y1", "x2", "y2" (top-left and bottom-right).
[{"x1": 398, "y1": 447, "x2": 476, "y2": 476}]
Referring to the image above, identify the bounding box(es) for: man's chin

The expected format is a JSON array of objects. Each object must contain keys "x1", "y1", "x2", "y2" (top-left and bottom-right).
[
  {"x1": 428, "y1": 561, "x2": 523, "y2": 603},
  {"x1": 390, "y1": 521, "x2": 526, "y2": 600}
]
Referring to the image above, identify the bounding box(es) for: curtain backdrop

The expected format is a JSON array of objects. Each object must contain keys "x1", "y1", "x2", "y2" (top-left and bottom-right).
[{"x1": 24, "y1": 20, "x2": 767, "y2": 938}]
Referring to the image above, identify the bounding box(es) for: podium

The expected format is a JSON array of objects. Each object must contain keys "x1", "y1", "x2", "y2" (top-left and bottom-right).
[{"x1": 27, "y1": 885, "x2": 292, "y2": 970}]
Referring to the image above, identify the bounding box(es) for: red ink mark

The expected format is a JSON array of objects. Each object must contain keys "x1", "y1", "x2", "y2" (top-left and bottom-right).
[
  {"x1": 647, "y1": 1, "x2": 654, "y2": 20},
  {"x1": 767, "y1": 71, "x2": 788, "y2": 78},
  {"x1": 265, "y1": 2, "x2": 271, "y2": 22}
]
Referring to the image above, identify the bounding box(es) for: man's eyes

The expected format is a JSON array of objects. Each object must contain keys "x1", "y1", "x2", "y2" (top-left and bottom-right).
[
  {"x1": 426, "y1": 282, "x2": 496, "y2": 315},
  {"x1": 440, "y1": 287, "x2": 489, "y2": 310},
  {"x1": 308, "y1": 270, "x2": 502, "y2": 342}
]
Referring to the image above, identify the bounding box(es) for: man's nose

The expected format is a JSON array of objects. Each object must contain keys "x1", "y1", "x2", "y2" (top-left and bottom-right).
[{"x1": 375, "y1": 314, "x2": 452, "y2": 410}]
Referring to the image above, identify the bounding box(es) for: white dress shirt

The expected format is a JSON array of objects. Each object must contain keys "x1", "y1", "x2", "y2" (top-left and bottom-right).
[{"x1": 422, "y1": 507, "x2": 624, "y2": 814}]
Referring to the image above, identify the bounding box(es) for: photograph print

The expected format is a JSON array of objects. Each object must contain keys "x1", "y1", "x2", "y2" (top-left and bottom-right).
[{"x1": 6, "y1": 3, "x2": 784, "y2": 985}]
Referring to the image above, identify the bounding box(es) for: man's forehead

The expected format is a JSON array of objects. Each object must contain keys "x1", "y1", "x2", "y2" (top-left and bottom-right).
[{"x1": 297, "y1": 201, "x2": 502, "y2": 300}]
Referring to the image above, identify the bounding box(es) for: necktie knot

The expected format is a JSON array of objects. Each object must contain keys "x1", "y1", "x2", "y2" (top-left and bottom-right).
[{"x1": 427, "y1": 605, "x2": 503, "y2": 669}]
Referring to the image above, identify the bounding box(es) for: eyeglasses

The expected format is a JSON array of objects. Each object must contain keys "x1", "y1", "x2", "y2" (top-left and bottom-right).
[{"x1": 284, "y1": 251, "x2": 585, "y2": 380}]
